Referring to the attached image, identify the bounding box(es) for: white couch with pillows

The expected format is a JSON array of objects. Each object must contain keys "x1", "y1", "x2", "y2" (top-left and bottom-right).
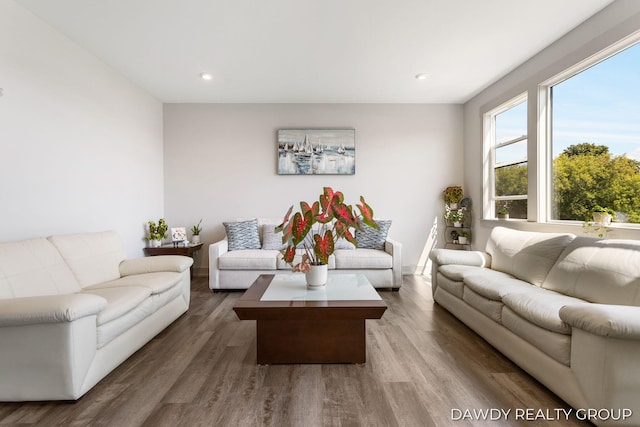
[
  {"x1": 0, "y1": 230, "x2": 193, "y2": 401},
  {"x1": 209, "y1": 218, "x2": 402, "y2": 290},
  {"x1": 429, "y1": 226, "x2": 640, "y2": 426}
]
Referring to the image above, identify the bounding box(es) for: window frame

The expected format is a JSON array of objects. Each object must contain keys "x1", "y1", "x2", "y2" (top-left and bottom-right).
[
  {"x1": 540, "y1": 31, "x2": 640, "y2": 226},
  {"x1": 483, "y1": 93, "x2": 528, "y2": 220}
]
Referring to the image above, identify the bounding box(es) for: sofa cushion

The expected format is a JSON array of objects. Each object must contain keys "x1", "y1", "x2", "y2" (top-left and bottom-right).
[
  {"x1": 502, "y1": 287, "x2": 584, "y2": 334},
  {"x1": 277, "y1": 254, "x2": 336, "y2": 270},
  {"x1": 219, "y1": 250, "x2": 278, "y2": 270},
  {"x1": 464, "y1": 270, "x2": 532, "y2": 301},
  {"x1": 149, "y1": 278, "x2": 184, "y2": 313},
  {"x1": 48, "y1": 231, "x2": 126, "y2": 288},
  {"x1": 91, "y1": 291, "x2": 155, "y2": 348},
  {"x1": 355, "y1": 220, "x2": 391, "y2": 250},
  {"x1": 334, "y1": 249, "x2": 392, "y2": 269},
  {"x1": 485, "y1": 227, "x2": 575, "y2": 287},
  {"x1": 435, "y1": 272, "x2": 465, "y2": 298},
  {"x1": 502, "y1": 307, "x2": 572, "y2": 366},
  {"x1": 463, "y1": 287, "x2": 503, "y2": 322},
  {"x1": 223, "y1": 219, "x2": 261, "y2": 251},
  {"x1": 543, "y1": 237, "x2": 640, "y2": 306},
  {"x1": 87, "y1": 272, "x2": 182, "y2": 295},
  {"x1": 0, "y1": 238, "x2": 82, "y2": 299},
  {"x1": 82, "y1": 286, "x2": 152, "y2": 325}
]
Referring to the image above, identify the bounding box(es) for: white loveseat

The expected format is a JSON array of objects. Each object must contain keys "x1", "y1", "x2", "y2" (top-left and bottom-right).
[
  {"x1": 209, "y1": 218, "x2": 402, "y2": 290},
  {"x1": 429, "y1": 226, "x2": 640, "y2": 426},
  {"x1": 0, "y1": 231, "x2": 192, "y2": 401}
]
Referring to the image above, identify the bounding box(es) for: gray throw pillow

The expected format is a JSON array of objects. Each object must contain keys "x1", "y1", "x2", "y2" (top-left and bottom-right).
[
  {"x1": 262, "y1": 222, "x2": 285, "y2": 250},
  {"x1": 223, "y1": 219, "x2": 261, "y2": 251},
  {"x1": 355, "y1": 220, "x2": 392, "y2": 250},
  {"x1": 334, "y1": 238, "x2": 356, "y2": 250}
]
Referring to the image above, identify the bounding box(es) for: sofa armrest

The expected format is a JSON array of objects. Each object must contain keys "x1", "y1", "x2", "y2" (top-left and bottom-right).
[
  {"x1": 560, "y1": 304, "x2": 640, "y2": 339},
  {"x1": 0, "y1": 294, "x2": 107, "y2": 327},
  {"x1": 384, "y1": 238, "x2": 402, "y2": 286},
  {"x1": 429, "y1": 248, "x2": 492, "y2": 268},
  {"x1": 119, "y1": 255, "x2": 193, "y2": 276},
  {"x1": 384, "y1": 237, "x2": 401, "y2": 256},
  {"x1": 208, "y1": 238, "x2": 229, "y2": 290}
]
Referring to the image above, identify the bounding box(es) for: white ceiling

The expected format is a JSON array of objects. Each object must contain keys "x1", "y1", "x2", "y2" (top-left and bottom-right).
[{"x1": 18, "y1": 0, "x2": 613, "y2": 103}]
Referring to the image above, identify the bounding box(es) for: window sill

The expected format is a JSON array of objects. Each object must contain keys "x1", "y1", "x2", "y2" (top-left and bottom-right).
[
  {"x1": 481, "y1": 218, "x2": 528, "y2": 224},
  {"x1": 480, "y1": 219, "x2": 640, "y2": 236}
]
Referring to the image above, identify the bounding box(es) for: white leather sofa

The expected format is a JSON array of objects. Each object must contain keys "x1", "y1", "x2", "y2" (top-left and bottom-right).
[
  {"x1": 0, "y1": 231, "x2": 192, "y2": 401},
  {"x1": 429, "y1": 226, "x2": 640, "y2": 426},
  {"x1": 209, "y1": 219, "x2": 402, "y2": 290}
]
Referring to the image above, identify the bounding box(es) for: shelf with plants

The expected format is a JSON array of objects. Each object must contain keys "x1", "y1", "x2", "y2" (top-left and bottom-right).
[
  {"x1": 443, "y1": 186, "x2": 472, "y2": 250},
  {"x1": 444, "y1": 225, "x2": 472, "y2": 249}
]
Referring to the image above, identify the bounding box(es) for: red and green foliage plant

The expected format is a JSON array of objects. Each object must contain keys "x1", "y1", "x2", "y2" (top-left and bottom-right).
[{"x1": 276, "y1": 187, "x2": 378, "y2": 272}]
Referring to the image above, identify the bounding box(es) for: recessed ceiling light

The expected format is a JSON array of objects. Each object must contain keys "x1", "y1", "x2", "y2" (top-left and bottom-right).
[
  {"x1": 200, "y1": 72, "x2": 213, "y2": 81},
  {"x1": 415, "y1": 73, "x2": 430, "y2": 80}
]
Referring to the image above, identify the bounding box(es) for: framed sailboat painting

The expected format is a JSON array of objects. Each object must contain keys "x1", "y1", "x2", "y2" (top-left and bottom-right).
[{"x1": 277, "y1": 128, "x2": 355, "y2": 175}]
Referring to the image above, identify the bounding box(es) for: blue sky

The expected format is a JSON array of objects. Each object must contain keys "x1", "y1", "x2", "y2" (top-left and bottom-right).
[
  {"x1": 496, "y1": 41, "x2": 640, "y2": 163},
  {"x1": 552, "y1": 41, "x2": 640, "y2": 160}
]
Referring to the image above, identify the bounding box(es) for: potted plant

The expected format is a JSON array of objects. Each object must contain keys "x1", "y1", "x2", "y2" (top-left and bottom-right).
[
  {"x1": 590, "y1": 205, "x2": 615, "y2": 226},
  {"x1": 276, "y1": 187, "x2": 377, "y2": 288},
  {"x1": 497, "y1": 201, "x2": 509, "y2": 220},
  {"x1": 458, "y1": 230, "x2": 471, "y2": 245},
  {"x1": 444, "y1": 186, "x2": 464, "y2": 209},
  {"x1": 190, "y1": 219, "x2": 203, "y2": 244},
  {"x1": 145, "y1": 218, "x2": 168, "y2": 247},
  {"x1": 444, "y1": 205, "x2": 466, "y2": 227}
]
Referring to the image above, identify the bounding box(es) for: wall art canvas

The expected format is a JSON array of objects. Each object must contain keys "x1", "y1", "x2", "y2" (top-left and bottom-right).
[{"x1": 278, "y1": 129, "x2": 355, "y2": 175}]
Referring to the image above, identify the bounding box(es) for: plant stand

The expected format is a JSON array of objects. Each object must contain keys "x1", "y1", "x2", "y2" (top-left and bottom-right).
[{"x1": 444, "y1": 200, "x2": 472, "y2": 250}]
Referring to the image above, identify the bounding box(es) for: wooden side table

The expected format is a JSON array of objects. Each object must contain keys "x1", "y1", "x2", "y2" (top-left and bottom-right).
[{"x1": 143, "y1": 243, "x2": 203, "y2": 278}]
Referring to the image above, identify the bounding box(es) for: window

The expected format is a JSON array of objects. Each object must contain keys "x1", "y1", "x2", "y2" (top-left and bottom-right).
[
  {"x1": 549, "y1": 41, "x2": 640, "y2": 224},
  {"x1": 484, "y1": 95, "x2": 528, "y2": 219}
]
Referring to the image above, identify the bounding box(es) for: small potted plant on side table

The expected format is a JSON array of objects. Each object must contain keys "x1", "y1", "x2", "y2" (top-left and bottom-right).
[
  {"x1": 145, "y1": 218, "x2": 168, "y2": 247},
  {"x1": 458, "y1": 230, "x2": 471, "y2": 245},
  {"x1": 191, "y1": 219, "x2": 203, "y2": 244}
]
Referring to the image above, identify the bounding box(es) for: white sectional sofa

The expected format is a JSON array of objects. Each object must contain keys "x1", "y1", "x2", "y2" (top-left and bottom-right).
[
  {"x1": 0, "y1": 231, "x2": 192, "y2": 401},
  {"x1": 209, "y1": 218, "x2": 402, "y2": 290},
  {"x1": 429, "y1": 226, "x2": 640, "y2": 426}
]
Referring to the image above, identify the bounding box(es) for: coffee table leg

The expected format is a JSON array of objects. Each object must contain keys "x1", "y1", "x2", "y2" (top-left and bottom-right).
[{"x1": 256, "y1": 318, "x2": 366, "y2": 364}]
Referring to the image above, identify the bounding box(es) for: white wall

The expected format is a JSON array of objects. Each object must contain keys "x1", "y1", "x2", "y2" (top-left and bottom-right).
[
  {"x1": 463, "y1": 0, "x2": 640, "y2": 249},
  {"x1": 0, "y1": 1, "x2": 164, "y2": 257},
  {"x1": 164, "y1": 103, "x2": 463, "y2": 276}
]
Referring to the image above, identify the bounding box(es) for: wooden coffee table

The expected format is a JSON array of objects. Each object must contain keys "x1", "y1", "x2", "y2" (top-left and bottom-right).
[{"x1": 233, "y1": 274, "x2": 387, "y2": 364}]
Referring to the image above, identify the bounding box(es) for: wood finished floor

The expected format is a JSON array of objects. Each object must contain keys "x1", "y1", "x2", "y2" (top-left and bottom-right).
[{"x1": 0, "y1": 275, "x2": 591, "y2": 427}]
